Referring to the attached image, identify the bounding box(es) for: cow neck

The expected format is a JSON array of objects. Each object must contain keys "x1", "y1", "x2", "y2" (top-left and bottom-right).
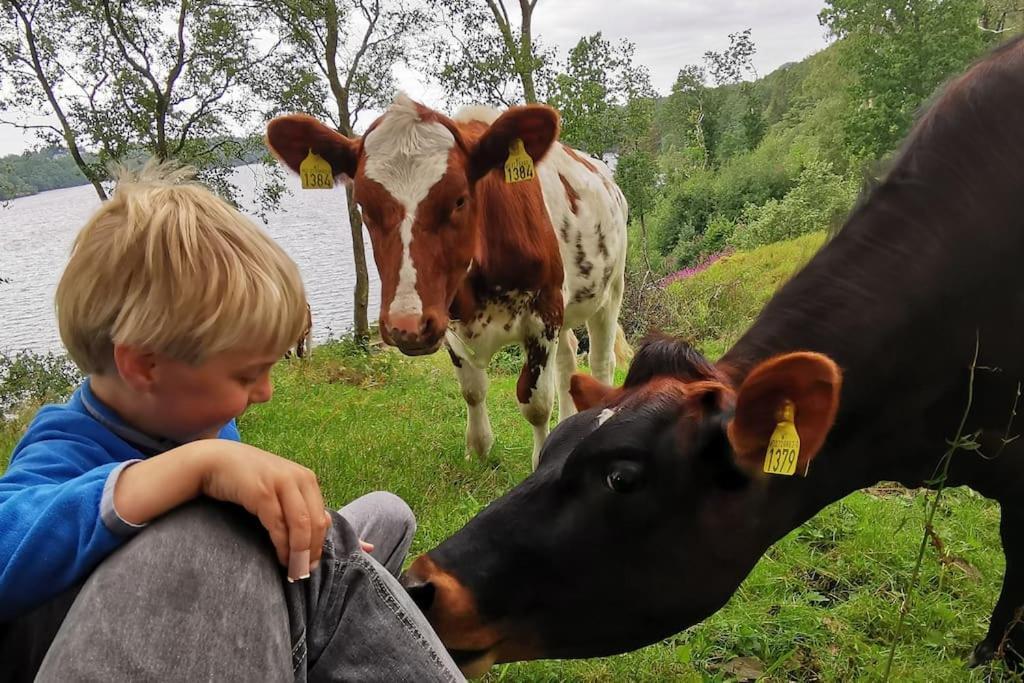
[
  {"x1": 719, "y1": 185, "x2": 994, "y2": 528},
  {"x1": 450, "y1": 170, "x2": 562, "y2": 322}
]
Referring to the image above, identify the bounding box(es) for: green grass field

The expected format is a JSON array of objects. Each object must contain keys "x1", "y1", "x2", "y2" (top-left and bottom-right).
[
  {"x1": 1, "y1": 232, "x2": 1017, "y2": 680},
  {"x1": 235, "y1": 341, "x2": 1010, "y2": 682}
]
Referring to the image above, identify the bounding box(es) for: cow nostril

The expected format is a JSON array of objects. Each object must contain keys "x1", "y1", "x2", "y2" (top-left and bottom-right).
[
  {"x1": 405, "y1": 580, "x2": 436, "y2": 612},
  {"x1": 421, "y1": 312, "x2": 446, "y2": 340}
]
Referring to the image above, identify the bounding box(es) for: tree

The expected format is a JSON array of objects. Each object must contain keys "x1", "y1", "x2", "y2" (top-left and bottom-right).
[
  {"x1": 819, "y1": 0, "x2": 990, "y2": 161},
  {"x1": 547, "y1": 33, "x2": 655, "y2": 159},
  {"x1": 979, "y1": 0, "x2": 1024, "y2": 34},
  {"x1": 267, "y1": 0, "x2": 431, "y2": 343},
  {"x1": 660, "y1": 29, "x2": 758, "y2": 169},
  {"x1": 1, "y1": 1, "x2": 108, "y2": 198},
  {"x1": 432, "y1": 0, "x2": 552, "y2": 106},
  {"x1": 1, "y1": 0, "x2": 281, "y2": 203}
]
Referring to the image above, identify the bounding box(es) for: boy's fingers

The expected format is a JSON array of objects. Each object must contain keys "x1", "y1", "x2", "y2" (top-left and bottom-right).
[
  {"x1": 255, "y1": 501, "x2": 290, "y2": 567},
  {"x1": 278, "y1": 484, "x2": 313, "y2": 581},
  {"x1": 360, "y1": 540, "x2": 374, "y2": 553},
  {"x1": 298, "y1": 479, "x2": 327, "y2": 568},
  {"x1": 288, "y1": 549, "x2": 310, "y2": 583}
]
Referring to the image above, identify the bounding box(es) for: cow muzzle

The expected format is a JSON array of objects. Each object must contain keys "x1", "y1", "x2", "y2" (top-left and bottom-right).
[
  {"x1": 382, "y1": 311, "x2": 447, "y2": 356},
  {"x1": 401, "y1": 555, "x2": 526, "y2": 677}
]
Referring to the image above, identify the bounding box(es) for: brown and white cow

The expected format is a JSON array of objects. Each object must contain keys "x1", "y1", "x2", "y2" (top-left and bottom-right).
[
  {"x1": 401, "y1": 37, "x2": 1024, "y2": 675},
  {"x1": 267, "y1": 95, "x2": 628, "y2": 467}
]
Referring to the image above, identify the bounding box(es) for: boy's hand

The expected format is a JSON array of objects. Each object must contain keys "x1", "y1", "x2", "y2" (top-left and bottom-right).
[{"x1": 199, "y1": 441, "x2": 329, "y2": 581}]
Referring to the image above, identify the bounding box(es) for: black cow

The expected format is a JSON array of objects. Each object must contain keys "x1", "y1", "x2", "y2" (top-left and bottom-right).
[{"x1": 401, "y1": 36, "x2": 1024, "y2": 675}]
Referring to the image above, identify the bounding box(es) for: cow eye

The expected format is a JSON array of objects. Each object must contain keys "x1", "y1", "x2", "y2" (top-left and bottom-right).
[
  {"x1": 454, "y1": 196, "x2": 467, "y2": 209},
  {"x1": 605, "y1": 461, "x2": 645, "y2": 494}
]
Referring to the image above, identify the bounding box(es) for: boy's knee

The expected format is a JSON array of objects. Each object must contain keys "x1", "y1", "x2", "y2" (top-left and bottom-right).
[
  {"x1": 365, "y1": 491, "x2": 416, "y2": 535},
  {"x1": 122, "y1": 499, "x2": 275, "y2": 576}
]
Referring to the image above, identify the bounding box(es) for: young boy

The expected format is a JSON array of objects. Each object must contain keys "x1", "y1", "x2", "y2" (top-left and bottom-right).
[{"x1": 0, "y1": 162, "x2": 462, "y2": 681}]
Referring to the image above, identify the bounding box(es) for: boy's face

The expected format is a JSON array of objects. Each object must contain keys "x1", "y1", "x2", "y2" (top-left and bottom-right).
[{"x1": 147, "y1": 348, "x2": 280, "y2": 441}]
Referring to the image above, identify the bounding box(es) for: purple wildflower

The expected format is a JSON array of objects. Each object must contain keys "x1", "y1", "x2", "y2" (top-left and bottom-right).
[{"x1": 658, "y1": 249, "x2": 734, "y2": 288}]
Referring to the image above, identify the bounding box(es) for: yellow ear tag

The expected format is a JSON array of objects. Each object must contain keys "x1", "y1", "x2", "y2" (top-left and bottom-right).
[
  {"x1": 300, "y1": 149, "x2": 334, "y2": 190},
  {"x1": 504, "y1": 138, "x2": 536, "y2": 184},
  {"x1": 763, "y1": 400, "x2": 801, "y2": 476}
]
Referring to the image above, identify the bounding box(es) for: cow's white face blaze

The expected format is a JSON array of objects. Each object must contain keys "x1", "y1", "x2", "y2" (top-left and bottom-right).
[
  {"x1": 265, "y1": 95, "x2": 561, "y2": 357},
  {"x1": 360, "y1": 96, "x2": 459, "y2": 353}
]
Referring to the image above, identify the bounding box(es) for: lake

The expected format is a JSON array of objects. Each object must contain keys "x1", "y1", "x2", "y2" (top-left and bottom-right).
[{"x1": 0, "y1": 164, "x2": 380, "y2": 355}]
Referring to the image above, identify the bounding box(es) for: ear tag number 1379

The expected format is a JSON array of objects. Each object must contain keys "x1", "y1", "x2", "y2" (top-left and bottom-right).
[{"x1": 763, "y1": 400, "x2": 801, "y2": 476}]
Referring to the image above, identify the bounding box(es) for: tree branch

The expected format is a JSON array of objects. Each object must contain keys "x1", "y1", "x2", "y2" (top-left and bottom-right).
[
  {"x1": 8, "y1": 0, "x2": 108, "y2": 199},
  {"x1": 343, "y1": 0, "x2": 381, "y2": 97},
  {"x1": 162, "y1": 0, "x2": 188, "y2": 108},
  {"x1": 100, "y1": 0, "x2": 161, "y2": 95},
  {"x1": 0, "y1": 117, "x2": 61, "y2": 135}
]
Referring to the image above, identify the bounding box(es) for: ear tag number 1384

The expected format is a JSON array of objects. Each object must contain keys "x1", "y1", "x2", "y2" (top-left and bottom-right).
[
  {"x1": 300, "y1": 150, "x2": 334, "y2": 190},
  {"x1": 504, "y1": 139, "x2": 535, "y2": 184}
]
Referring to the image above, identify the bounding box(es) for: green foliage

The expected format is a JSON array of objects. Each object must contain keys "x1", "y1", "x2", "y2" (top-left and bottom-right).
[
  {"x1": 654, "y1": 30, "x2": 759, "y2": 169},
  {"x1": 0, "y1": 351, "x2": 81, "y2": 420},
  {"x1": 547, "y1": 33, "x2": 656, "y2": 159},
  {"x1": 819, "y1": 0, "x2": 991, "y2": 161},
  {"x1": 2, "y1": 249, "x2": 1021, "y2": 678},
  {"x1": 644, "y1": 11, "x2": 1010, "y2": 270},
  {"x1": 615, "y1": 148, "x2": 659, "y2": 229},
  {"x1": 430, "y1": 0, "x2": 551, "y2": 106},
  {"x1": 0, "y1": 148, "x2": 89, "y2": 200},
  {"x1": 730, "y1": 160, "x2": 859, "y2": 250},
  {"x1": 648, "y1": 130, "x2": 798, "y2": 262},
  {"x1": 4, "y1": 329, "x2": 1009, "y2": 680},
  {"x1": 488, "y1": 344, "x2": 524, "y2": 376},
  {"x1": 0, "y1": 0, "x2": 301, "y2": 205},
  {"x1": 663, "y1": 232, "x2": 827, "y2": 359}
]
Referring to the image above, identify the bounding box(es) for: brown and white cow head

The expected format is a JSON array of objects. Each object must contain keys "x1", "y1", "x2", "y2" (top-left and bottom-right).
[{"x1": 266, "y1": 95, "x2": 560, "y2": 355}]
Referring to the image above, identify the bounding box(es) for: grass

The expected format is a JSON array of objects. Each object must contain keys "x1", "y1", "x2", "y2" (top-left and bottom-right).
[
  {"x1": 232, "y1": 342, "x2": 1010, "y2": 682},
  {"x1": 663, "y1": 231, "x2": 828, "y2": 359},
  {"x1": 1, "y1": 232, "x2": 1018, "y2": 680}
]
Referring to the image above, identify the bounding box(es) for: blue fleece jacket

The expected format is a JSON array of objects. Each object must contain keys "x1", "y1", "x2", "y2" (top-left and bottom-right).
[{"x1": 0, "y1": 380, "x2": 239, "y2": 620}]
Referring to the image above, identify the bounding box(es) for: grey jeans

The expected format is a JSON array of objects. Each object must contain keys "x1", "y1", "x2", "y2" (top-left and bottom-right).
[{"x1": 0, "y1": 493, "x2": 463, "y2": 682}]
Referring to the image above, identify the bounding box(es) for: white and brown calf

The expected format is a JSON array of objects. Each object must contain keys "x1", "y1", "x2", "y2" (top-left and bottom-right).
[{"x1": 267, "y1": 95, "x2": 627, "y2": 468}]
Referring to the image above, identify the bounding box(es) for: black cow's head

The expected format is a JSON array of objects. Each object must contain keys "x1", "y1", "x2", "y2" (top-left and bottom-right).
[{"x1": 402, "y1": 337, "x2": 841, "y2": 676}]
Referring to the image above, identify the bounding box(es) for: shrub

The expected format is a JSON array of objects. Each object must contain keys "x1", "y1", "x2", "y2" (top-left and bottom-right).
[
  {"x1": 0, "y1": 351, "x2": 82, "y2": 419},
  {"x1": 729, "y1": 160, "x2": 857, "y2": 250}
]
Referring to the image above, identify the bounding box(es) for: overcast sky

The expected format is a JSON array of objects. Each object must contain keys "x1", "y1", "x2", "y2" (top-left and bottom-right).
[{"x1": 0, "y1": 1, "x2": 831, "y2": 156}]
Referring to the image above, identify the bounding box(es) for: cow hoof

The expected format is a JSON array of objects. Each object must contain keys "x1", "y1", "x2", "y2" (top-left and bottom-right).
[
  {"x1": 970, "y1": 637, "x2": 1024, "y2": 671},
  {"x1": 969, "y1": 640, "x2": 995, "y2": 668},
  {"x1": 465, "y1": 431, "x2": 495, "y2": 461}
]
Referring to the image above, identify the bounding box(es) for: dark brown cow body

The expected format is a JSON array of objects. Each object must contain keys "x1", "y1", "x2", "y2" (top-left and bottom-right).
[
  {"x1": 267, "y1": 98, "x2": 628, "y2": 468},
  {"x1": 401, "y1": 37, "x2": 1024, "y2": 674}
]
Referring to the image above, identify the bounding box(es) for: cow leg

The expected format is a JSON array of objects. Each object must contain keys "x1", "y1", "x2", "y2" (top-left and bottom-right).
[
  {"x1": 449, "y1": 347, "x2": 494, "y2": 460},
  {"x1": 972, "y1": 502, "x2": 1024, "y2": 668},
  {"x1": 556, "y1": 327, "x2": 579, "y2": 423},
  {"x1": 586, "y1": 285, "x2": 623, "y2": 384},
  {"x1": 518, "y1": 335, "x2": 558, "y2": 470}
]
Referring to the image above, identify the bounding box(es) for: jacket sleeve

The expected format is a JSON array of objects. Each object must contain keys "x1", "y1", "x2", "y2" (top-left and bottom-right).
[{"x1": 0, "y1": 439, "x2": 137, "y2": 620}]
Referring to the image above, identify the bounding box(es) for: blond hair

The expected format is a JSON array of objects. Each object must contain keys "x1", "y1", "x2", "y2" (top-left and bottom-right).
[{"x1": 57, "y1": 159, "x2": 308, "y2": 374}]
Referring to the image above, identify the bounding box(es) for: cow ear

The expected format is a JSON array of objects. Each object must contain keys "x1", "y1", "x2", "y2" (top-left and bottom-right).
[
  {"x1": 266, "y1": 114, "x2": 360, "y2": 180},
  {"x1": 467, "y1": 105, "x2": 560, "y2": 183},
  {"x1": 570, "y1": 373, "x2": 618, "y2": 411},
  {"x1": 726, "y1": 352, "x2": 841, "y2": 476}
]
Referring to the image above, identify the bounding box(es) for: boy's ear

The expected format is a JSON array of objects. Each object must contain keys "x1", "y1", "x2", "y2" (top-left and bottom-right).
[
  {"x1": 112, "y1": 345, "x2": 157, "y2": 392},
  {"x1": 569, "y1": 373, "x2": 619, "y2": 412},
  {"x1": 467, "y1": 105, "x2": 560, "y2": 183},
  {"x1": 726, "y1": 352, "x2": 842, "y2": 475},
  {"x1": 266, "y1": 114, "x2": 360, "y2": 180}
]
